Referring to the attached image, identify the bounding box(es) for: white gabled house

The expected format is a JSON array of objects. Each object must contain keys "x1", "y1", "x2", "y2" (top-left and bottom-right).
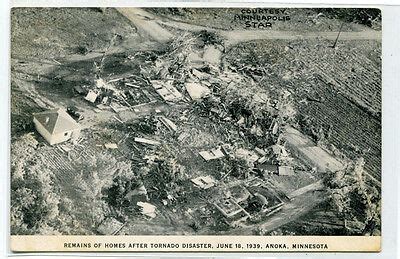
[{"x1": 33, "y1": 108, "x2": 81, "y2": 145}]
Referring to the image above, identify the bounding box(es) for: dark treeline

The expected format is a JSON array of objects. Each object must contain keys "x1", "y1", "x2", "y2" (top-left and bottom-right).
[{"x1": 316, "y1": 8, "x2": 381, "y2": 27}]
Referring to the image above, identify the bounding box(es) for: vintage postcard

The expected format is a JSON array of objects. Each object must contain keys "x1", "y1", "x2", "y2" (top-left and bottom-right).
[{"x1": 10, "y1": 7, "x2": 381, "y2": 252}]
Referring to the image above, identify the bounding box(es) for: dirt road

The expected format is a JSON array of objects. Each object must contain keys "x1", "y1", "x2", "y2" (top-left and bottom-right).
[
  {"x1": 116, "y1": 8, "x2": 173, "y2": 43},
  {"x1": 116, "y1": 8, "x2": 381, "y2": 47},
  {"x1": 222, "y1": 29, "x2": 381, "y2": 45}
]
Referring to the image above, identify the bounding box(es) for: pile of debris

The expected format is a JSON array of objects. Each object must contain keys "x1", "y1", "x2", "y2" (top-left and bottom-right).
[{"x1": 87, "y1": 30, "x2": 306, "y2": 230}]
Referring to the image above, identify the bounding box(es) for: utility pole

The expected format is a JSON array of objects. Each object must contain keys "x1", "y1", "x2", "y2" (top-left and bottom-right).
[
  {"x1": 93, "y1": 34, "x2": 118, "y2": 78},
  {"x1": 332, "y1": 22, "x2": 345, "y2": 48}
]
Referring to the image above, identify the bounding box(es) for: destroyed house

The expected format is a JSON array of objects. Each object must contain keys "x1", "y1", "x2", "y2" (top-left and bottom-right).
[
  {"x1": 214, "y1": 197, "x2": 250, "y2": 220},
  {"x1": 33, "y1": 108, "x2": 81, "y2": 145},
  {"x1": 229, "y1": 185, "x2": 251, "y2": 203},
  {"x1": 247, "y1": 187, "x2": 285, "y2": 215}
]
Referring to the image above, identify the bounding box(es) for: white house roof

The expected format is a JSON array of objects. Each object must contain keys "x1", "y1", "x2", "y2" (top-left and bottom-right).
[{"x1": 33, "y1": 108, "x2": 80, "y2": 134}]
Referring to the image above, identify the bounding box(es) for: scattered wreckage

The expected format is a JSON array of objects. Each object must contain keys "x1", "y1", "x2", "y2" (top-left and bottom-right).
[{"x1": 29, "y1": 30, "x2": 347, "y2": 234}]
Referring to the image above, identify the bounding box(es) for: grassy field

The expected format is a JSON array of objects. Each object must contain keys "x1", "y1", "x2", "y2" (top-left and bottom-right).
[{"x1": 11, "y1": 8, "x2": 137, "y2": 59}]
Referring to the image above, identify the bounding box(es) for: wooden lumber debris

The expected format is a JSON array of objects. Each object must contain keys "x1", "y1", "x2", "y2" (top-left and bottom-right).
[
  {"x1": 151, "y1": 80, "x2": 183, "y2": 102},
  {"x1": 134, "y1": 137, "x2": 161, "y2": 146},
  {"x1": 104, "y1": 143, "x2": 118, "y2": 149},
  {"x1": 199, "y1": 148, "x2": 225, "y2": 161},
  {"x1": 191, "y1": 175, "x2": 216, "y2": 189},
  {"x1": 137, "y1": 202, "x2": 157, "y2": 218},
  {"x1": 158, "y1": 116, "x2": 177, "y2": 131}
]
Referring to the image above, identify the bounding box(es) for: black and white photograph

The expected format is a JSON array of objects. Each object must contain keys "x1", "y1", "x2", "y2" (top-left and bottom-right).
[{"x1": 9, "y1": 6, "x2": 382, "y2": 252}]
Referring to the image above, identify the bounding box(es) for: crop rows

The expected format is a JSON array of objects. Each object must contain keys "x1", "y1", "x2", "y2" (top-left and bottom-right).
[
  {"x1": 41, "y1": 149, "x2": 77, "y2": 185},
  {"x1": 301, "y1": 81, "x2": 381, "y2": 181},
  {"x1": 305, "y1": 47, "x2": 381, "y2": 115}
]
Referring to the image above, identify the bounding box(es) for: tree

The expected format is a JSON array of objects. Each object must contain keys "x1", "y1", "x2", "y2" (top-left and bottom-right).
[{"x1": 323, "y1": 158, "x2": 381, "y2": 235}]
